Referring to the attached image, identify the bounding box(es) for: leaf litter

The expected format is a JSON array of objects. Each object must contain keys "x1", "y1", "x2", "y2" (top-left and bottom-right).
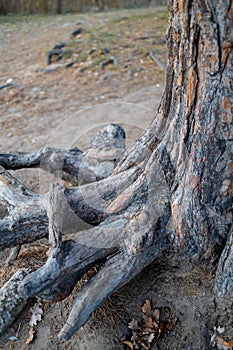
[
  {"x1": 25, "y1": 298, "x2": 43, "y2": 345},
  {"x1": 216, "y1": 337, "x2": 233, "y2": 350},
  {"x1": 122, "y1": 299, "x2": 176, "y2": 350},
  {"x1": 210, "y1": 326, "x2": 233, "y2": 349}
]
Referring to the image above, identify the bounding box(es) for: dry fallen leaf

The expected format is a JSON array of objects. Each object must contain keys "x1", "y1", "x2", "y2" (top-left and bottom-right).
[
  {"x1": 142, "y1": 299, "x2": 152, "y2": 317},
  {"x1": 153, "y1": 309, "x2": 160, "y2": 321},
  {"x1": 24, "y1": 299, "x2": 44, "y2": 346},
  {"x1": 142, "y1": 316, "x2": 153, "y2": 330},
  {"x1": 128, "y1": 318, "x2": 140, "y2": 331},
  {"x1": 25, "y1": 327, "x2": 35, "y2": 345},
  {"x1": 29, "y1": 299, "x2": 43, "y2": 327},
  {"x1": 125, "y1": 299, "x2": 176, "y2": 349},
  {"x1": 216, "y1": 337, "x2": 233, "y2": 350},
  {"x1": 144, "y1": 333, "x2": 155, "y2": 344},
  {"x1": 137, "y1": 336, "x2": 149, "y2": 349},
  {"x1": 121, "y1": 340, "x2": 134, "y2": 349}
]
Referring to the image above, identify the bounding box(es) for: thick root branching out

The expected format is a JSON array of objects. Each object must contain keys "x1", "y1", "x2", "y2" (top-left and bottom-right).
[{"x1": 0, "y1": 121, "x2": 232, "y2": 340}]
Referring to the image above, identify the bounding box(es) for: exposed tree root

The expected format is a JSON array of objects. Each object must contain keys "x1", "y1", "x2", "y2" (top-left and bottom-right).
[
  {"x1": 0, "y1": 173, "x2": 170, "y2": 338},
  {"x1": 0, "y1": 123, "x2": 126, "y2": 185},
  {"x1": 0, "y1": 111, "x2": 232, "y2": 339},
  {"x1": 0, "y1": 165, "x2": 140, "y2": 248}
]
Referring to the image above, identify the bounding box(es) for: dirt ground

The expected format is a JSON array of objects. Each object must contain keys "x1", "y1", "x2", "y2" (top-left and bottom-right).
[{"x1": 0, "y1": 7, "x2": 232, "y2": 350}]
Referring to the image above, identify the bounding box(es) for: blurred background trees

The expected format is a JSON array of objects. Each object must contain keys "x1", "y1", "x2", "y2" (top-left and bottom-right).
[{"x1": 0, "y1": 0, "x2": 166, "y2": 15}]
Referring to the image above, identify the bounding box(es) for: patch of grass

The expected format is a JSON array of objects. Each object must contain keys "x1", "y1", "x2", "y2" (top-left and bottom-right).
[
  {"x1": 0, "y1": 13, "x2": 58, "y2": 25},
  {"x1": 52, "y1": 9, "x2": 168, "y2": 79},
  {"x1": 126, "y1": 9, "x2": 167, "y2": 21},
  {"x1": 77, "y1": 50, "x2": 90, "y2": 63},
  {"x1": 65, "y1": 40, "x2": 80, "y2": 48},
  {"x1": 107, "y1": 64, "x2": 119, "y2": 71},
  {"x1": 112, "y1": 16, "x2": 130, "y2": 23},
  {"x1": 133, "y1": 46, "x2": 149, "y2": 55},
  {"x1": 61, "y1": 49, "x2": 74, "y2": 59}
]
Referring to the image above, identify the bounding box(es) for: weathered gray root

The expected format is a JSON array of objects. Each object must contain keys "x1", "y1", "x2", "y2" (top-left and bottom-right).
[
  {"x1": 0, "y1": 184, "x2": 124, "y2": 334},
  {"x1": 0, "y1": 216, "x2": 168, "y2": 339},
  {"x1": 0, "y1": 165, "x2": 44, "y2": 248},
  {"x1": 0, "y1": 214, "x2": 169, "y2": 340},
  {"x1": 0, "y1": 166, "x2": 140, "y2": 248},
  {"x1": 58, "y1": 245, "x2": 166, "y2": 341},
  {"x1": 0, "y1": 165, "x2": 39, "y2": 208},
  {"x1": 18, "y1": 183, "x2": 124, "y2": 301},
  {"x1": 0, "y1": 120, "x2": 164, "y2": 249},
  {"x1": 0, "y1": 220, "x2": 131, "y2": 336},
  {"x1": 0, "y1": 268, "x2": 32, "y2": 334},
  {"x1": 19, "y1": 220, "x2": 123, "y2": 299},
  {"x1": 0, "y1": 150, "x2": 172, "y2": 338},
  {"x1": 0, "y1": 123, "x2": 126, "y2": 186}
]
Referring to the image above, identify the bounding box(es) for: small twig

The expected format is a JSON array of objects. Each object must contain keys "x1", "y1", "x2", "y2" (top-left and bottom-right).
[
  {"x1": 16, "y1": 322, "x2": 22, "y2": 337},
  {"x1": 0, "y1": 82, "x2": 20, "y2": 90},
  {"x1": 133, "y1": 35, "x2": 165, "y2": 43},
  {"x1": 6, "y1": 246, "x2": 21, "y2": 265}
]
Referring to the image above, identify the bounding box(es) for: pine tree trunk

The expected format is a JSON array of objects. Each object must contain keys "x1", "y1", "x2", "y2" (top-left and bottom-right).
[
  {"x1": 0, "y1": 0, "x2": 232, "y2": 341},
  {"x1": 163, "y1": 0, "x2": 232, "y2": 260}
]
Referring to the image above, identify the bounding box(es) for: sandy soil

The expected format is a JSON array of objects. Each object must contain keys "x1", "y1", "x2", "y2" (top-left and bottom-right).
[{"x1": 0, "y1": 7, "x2": 232, "y2": 350}]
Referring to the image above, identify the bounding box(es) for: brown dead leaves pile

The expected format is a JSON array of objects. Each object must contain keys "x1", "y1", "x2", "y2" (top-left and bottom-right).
[{"x1": 122, "y1": 299, "x2": 176, "y2": 350}]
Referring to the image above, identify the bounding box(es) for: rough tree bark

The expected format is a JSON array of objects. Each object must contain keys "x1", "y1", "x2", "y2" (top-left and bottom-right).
[{"x1": 0, "y1": 0, "x2": 232, "y2": 342}]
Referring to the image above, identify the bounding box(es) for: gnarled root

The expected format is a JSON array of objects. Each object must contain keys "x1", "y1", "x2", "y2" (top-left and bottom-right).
[
  {"x1": 0, "y1": 165, "x2": 140, "y2": 248},
  {"x1": 0, "y1": 268, "x2": 32, "y2": 334},
  {"x1": 0, "y1": 124, "x2": 126, "y2": 186},
  {"x1": 0, "y1": 117, "x2": 232, "y2": 341},
  {"x1": 0, "y1": 153, "x2": 171, "y2": 339}
]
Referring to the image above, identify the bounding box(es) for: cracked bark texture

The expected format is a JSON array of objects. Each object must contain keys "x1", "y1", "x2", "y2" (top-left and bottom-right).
[
  {"x1": 163, "y1": 0, "x2": 233, "y2": 260},
  {"x1": 0, "y1": 0, "x2": 232, "y2": 341}
]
